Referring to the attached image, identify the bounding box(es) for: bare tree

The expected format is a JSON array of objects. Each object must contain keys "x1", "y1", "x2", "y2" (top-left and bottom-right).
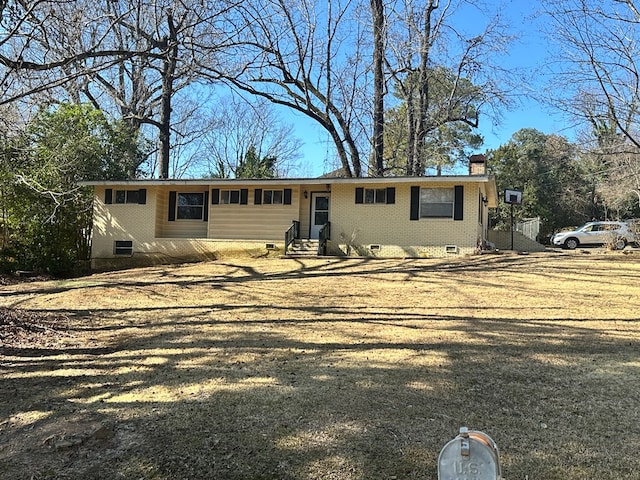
[
  {"x1": 62, "y1": 0, "x2": 233, "y2": 179},
  {"x1": 385, "y1": 0, "x2": 514, "y2": 175},
  {"x1": 602, "y1": 150, "x2": 640, "y2": 211},
  {"x1": 208, "y1": 0, "x2": 369, "y2": 177},
  {"x1": 545, "y1": 0, "x2": 640, "y2": 208},
  {"x1": 544, "y1": 0, "x2": 640, "y2": 148},
  {"x1": 0, "y1": 0, "x2": 234, "y2": 178},
  {"x1": 2, "y1": 0, "x2": 514, "y2": 180},
  {"x1": 198, "y1": 95, "x2": 303, "y2": 178},
  {"x1": 0, "y1": 1, "x2": 141, "y2": 104}
]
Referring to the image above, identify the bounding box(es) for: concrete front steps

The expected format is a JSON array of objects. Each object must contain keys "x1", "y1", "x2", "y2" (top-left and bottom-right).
[{"x1": 286, "y1": 239, "x2": 320, "y2": 257}]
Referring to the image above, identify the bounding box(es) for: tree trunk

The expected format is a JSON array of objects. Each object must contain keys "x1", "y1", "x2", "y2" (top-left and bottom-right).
[
  {"x1": 412, "y1": 0, "x2": 438, "y2": 176},
  {"x1": 158, "y1": 12, "x2": 178, "y2": 179},
  {"x1": 370, "y1": 0, "x2": 385, "y2": 177},
  {"x1": 405, "y1": 90, "x2": 416, "y2": 175}
]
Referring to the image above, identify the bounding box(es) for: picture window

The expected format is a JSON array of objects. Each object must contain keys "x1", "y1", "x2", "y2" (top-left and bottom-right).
[{"x1": 421, "y1": 188, "x2": 454, "y2": 218}]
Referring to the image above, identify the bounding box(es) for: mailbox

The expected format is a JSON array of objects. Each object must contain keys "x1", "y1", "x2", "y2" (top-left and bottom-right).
[{"x1": 438, "y1": 427, "x2": 502, "y2": 480}]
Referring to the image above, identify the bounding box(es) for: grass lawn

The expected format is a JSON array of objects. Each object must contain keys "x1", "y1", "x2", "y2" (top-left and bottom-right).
[{"x1": 1, "y1": 252, "x2": 640, "y2": 480}]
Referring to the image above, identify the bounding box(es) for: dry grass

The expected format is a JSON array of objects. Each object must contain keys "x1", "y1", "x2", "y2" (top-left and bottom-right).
[{"x1": 1, "y1": 252, "x2": 640, "y2": 479}]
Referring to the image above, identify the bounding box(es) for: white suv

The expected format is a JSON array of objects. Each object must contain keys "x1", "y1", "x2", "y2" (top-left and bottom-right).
[{"x1": 551, "y1": 221, "x2": 637, "y2": 250}]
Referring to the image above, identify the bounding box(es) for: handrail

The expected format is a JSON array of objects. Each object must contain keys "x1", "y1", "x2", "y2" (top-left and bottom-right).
[
  {"x1": 318, "y1": 222, "x2": 331, "y2": 256},
  {"x1": 284, "y1": 220, "x2": 300, "y2": 254}
]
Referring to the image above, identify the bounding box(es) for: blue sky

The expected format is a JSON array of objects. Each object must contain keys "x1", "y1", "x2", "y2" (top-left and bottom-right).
[
  {"x1": 476, "y1": 0, "x2": 575, "y2": 150},
  {"x1": 287, "y1": 0, "x2": 577, "y2": 177}
]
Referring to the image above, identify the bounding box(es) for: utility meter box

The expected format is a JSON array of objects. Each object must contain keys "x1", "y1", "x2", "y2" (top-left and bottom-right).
[{"x1": 438, "y1": 427, "x2": 502, "y2": 480}]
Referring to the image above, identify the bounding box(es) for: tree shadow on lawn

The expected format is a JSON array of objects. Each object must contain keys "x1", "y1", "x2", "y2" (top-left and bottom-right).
[
  {"x1": 2, "y1": 308, "x2": 640, "y2": 480},
  {"x1": 2, "y1": 253, "x2": 640, "y2": 479},
  {"x1": 4, "y1": 252, "x2": 634, "y2": 300}
]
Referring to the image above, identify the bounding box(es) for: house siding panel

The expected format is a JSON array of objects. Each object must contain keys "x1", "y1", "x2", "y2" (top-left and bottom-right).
[{"x1": 208, "y1": 186, "x2": 299, "y2": 240}]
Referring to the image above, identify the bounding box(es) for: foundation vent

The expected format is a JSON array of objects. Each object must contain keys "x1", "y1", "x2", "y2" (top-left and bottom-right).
[{"x1": 114, "y1": 240, "x2": 133, "y2": 256}]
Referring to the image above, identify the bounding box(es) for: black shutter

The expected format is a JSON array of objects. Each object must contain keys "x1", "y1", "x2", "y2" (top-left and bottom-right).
[
  {"x1": 138, "y1": 188, "x2": 147, "y2": 205},
  {"x1": 203, "y1": 191, "x2": 209, "y2": 221},
  {"x1": 240, "y1": 189, "x2": 248, "y2": 205},
  {"x1": 254, "y1": 188, "x2": 262, "y2": 205},
  {"x1": 105, "y1": 188, "x2": 113, "y2": 204},
  {"x1": 454, "y1": 185, "x2": 464, "y2": 220},
  {"x1": 283, "y1": 188, "x2": 292, "y2": 205},
  {"x1": 168, "y1": 191, "x2": 177, "y2": 221},
  {"x1": 211, "y1": 188, "x2": 220, "y2": 205},
  {"x1": 355, "y1": 187, "x2": 364, "y2": 204},
  {"x1": 386, "y1": 187, "x2": 395, "y2": 204},
  {"x1": 410, "y1": 186, "x2": 420, "y2": 220}
]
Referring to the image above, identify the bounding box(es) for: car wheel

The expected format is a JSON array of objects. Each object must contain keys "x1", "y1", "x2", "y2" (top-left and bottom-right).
[
  {"x1": 564, "y1": 238, "x2": 579, "y2": 250},
  {"x1": 614, "y1": 238, "x2": 627, "y2": 250}
]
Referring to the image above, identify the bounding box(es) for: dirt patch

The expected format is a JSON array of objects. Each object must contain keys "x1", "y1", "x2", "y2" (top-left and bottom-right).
[{"x1": 1, "y1": 252, "x2": 640, "y2": 479}]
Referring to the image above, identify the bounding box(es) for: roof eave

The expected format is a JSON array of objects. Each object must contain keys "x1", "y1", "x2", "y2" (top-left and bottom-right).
[{"x1": 79, "y1": 175, "x2": 495, "y2": 187}]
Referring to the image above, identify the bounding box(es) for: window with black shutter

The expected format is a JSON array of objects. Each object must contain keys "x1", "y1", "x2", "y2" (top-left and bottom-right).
[
  {"x1": 221, "y1": 190, "x2": 241, "y2": 204},
  {"x1": 176, "y1": 192, "x2": 205, "y2": 220},
  {"x1": 411, "y1": 186, "x2": 464, "y2": 220},
  {"x1": 420, "y1": 188, "x2": 454, "y2": 218}
]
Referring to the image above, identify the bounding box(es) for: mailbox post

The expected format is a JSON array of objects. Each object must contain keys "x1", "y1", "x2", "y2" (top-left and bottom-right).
[{"x1": 438, "y1": 427, "x2": 502, "y2": 480}]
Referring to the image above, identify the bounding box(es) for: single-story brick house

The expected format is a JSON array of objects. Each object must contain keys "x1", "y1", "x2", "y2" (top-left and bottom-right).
[{"x1": 81, "y1": 157, "x2": 497, "y2": 269}]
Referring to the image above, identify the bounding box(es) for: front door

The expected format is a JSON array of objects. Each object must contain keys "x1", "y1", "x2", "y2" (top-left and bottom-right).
[{"x1": 310, "y1": 192, "x2": 330, "y2": 239}]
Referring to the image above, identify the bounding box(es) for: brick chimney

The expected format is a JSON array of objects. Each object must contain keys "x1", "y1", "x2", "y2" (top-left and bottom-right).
[{"x1": 469, "y1": 154, "x2": 487, "y2": 175}]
